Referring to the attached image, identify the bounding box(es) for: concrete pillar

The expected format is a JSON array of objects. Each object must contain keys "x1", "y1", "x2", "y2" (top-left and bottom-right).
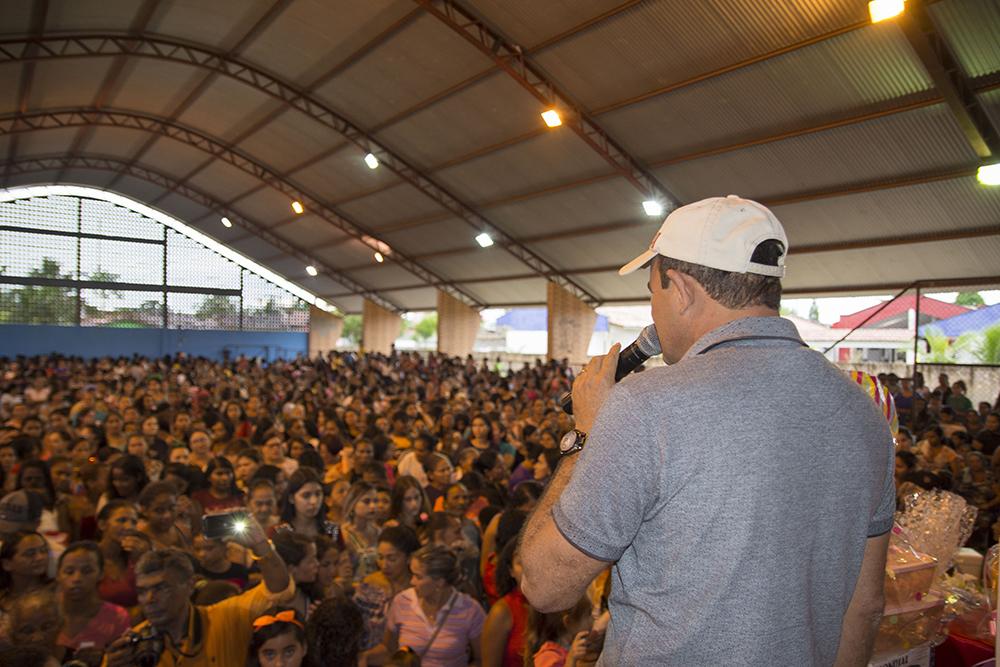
[
  {"x1": 437, "y1": 290, "x2": 480, "y2": 357},
  {"x1": 362, "y1": 299, "x2": 401, "y2": 355},
  {"x1": 308, "y1": 306, "x2": 343, "y2": 358},
  {"x1": 547, "y1": 282, "x2": 597, "y2": 365}
]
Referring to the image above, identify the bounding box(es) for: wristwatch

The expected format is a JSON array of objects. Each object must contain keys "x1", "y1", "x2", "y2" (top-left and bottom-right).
[{"x1": 559, "y1": 429, "x2": 587, "y2": 457}]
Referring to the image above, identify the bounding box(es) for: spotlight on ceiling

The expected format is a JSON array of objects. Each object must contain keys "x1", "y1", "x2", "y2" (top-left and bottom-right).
[
  {"x1": 374, "y1": 251, "x2": 384, "y2": 263},
  {"x1": 291, "y1": 200, "x2": 304, "y2": 215},
  {"x1": 305, "y1": 265, "x2": 318, "y2": 276},
  {"x1": 364, "y1": 153, "x2": 379, "y2": 169},
  {"x1": 977, "y1": 163, "x2": 1000, "y2": 186},
  {"x1": 541, "y1": 109, "x2": 562, "y2": 128},
  {"x1": 868, "y1": 0, "x2": 905, "y2": 23},
  {"x1": 475, "y1": 232, "x2": 494, "y2": 248},
  {"x1": 220, "y1": 217, "x2": 232, "y2": 228},
  {"x1": 642, "y1": 200, "x2": 664, "y2": 217}
]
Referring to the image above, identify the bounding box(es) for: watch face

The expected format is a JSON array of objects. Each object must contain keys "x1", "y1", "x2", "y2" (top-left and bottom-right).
[{"x1": 560, "y1": 430, "x2": 578, "y2": 454}]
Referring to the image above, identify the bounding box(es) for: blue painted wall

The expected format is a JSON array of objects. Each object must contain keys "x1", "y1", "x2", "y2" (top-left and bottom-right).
[{"x1": 0, "y1": 324, "x2": 307, "y2": 361}]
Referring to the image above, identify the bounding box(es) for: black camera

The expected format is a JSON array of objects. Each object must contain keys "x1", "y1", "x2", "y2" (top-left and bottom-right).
[{"x1": 128, "y1": 626, "x2": 164, "y2": 667}]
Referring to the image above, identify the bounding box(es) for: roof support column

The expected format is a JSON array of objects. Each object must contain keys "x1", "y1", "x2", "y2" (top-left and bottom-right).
[
  {"x1": 362, "y1": 299, "x2": 402, "y2": 355},
  {"x1": 547, "y1": 282, "x2": 597, "y2": 365},
  {"x1": 308, "y1": 305, "x2": 343, "y2": 358},
  {"x1": 437, "y1": 290, "x2": 480, "y2": 358}
]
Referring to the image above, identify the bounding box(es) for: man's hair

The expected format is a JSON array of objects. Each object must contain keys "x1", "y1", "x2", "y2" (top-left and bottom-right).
[
  {"x1": 135, "y1": 547, "x2": 195, "y2": 581},
  {"x1": 656, "y1": 239, "x2": 784, "y2": 310}
]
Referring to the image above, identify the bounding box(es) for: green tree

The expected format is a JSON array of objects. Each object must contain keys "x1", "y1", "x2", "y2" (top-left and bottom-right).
[
  {"x1": 3, "y1": 258, "x2": 77, "y2": 324},
  {"x1": 921, "y1": 326, "x2": 956, "y2": 363},
  {"x1": 809, "y1": 299, "x2": 820, "y2": 321},
  {"x1": 196, "y1": 295, "x2": 237, "y2": 321},
  {"x1": 955, "y1": 291, "x2": 985, "y2": 308},
  {"x1": 413, "y1": 313, "x2": 438, "y2": 341},
  {"x1": 342, "y1": 314, "x2": 362, "y2": 344}
]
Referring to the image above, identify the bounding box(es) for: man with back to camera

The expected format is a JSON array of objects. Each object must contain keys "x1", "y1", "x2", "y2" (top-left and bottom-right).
[{"x1": 519, "y1": 195, "x2": 894, "y2": 666}]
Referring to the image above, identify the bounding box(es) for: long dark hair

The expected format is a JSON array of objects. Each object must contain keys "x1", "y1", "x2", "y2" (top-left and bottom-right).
[
  {"x1": 16, "y1": 460, "x2": 56, "y2": 509},
  {"x1": 280, "y1": 468, "x2": 326, "y2": 531},
  {"x1": 0, "y1": 531, "x2": 50, "y2": 592},
  {"x1": 306, "y1": 596, "x2": 363, "y2": 667},
  {"x1": 108, "y1": 454, "x2": 149, "y2": 500},
  {"x1": 388, "y1": 475, "x2": 431, "y2": 525},
  {"x1": 204, "y1": 457, "x2": 241, "y2": 497}
]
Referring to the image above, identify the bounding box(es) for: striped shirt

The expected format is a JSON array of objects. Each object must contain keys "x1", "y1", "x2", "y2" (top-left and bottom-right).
[{"x1": 387, "y1": 588, "x2": 485, "y2": 667}]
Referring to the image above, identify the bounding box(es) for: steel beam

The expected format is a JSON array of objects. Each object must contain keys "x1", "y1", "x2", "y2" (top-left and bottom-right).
[
  {"x1": 899, "y1": 1, "x2": 999, "y2": 158},
  {"x1": 0, "y1": 107, "x2": 479, "y2": 308},
  {"x1": 1, "y1": 153, "x2": 404, "y2": 313},
  {"x1": 0, "y1": 32, "x2": 597, "y2": 305}
]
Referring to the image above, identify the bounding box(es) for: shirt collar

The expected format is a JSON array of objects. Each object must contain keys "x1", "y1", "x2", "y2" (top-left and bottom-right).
[{"x1": 682, "y1": 316, "x2": 805, "y2": 361}]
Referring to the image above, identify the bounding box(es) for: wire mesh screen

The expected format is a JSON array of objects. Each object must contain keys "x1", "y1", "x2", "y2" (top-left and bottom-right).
[{"x1": 0, "y1": 192, "x2": 308, "y2": 331}]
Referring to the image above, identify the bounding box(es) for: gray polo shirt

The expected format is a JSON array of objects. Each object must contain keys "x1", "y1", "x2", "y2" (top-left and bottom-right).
[{"x1": 553, "y1": 316, "x2": 894, "y2": 666}]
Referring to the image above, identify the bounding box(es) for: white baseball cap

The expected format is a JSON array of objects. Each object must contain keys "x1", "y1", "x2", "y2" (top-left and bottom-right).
[{"x1": 618, "y1": 195, "x2": 788, "y2": 277}]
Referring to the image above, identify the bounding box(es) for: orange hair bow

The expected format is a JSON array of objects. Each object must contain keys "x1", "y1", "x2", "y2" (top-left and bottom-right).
[{"x1": 252, "y1": 610, "x2": 303, "y2": 631}]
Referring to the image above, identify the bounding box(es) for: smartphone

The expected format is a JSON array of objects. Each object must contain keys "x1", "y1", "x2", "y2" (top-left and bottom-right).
[{"x1": 201, "y1": 510, "x2": 250, "y2": 540}]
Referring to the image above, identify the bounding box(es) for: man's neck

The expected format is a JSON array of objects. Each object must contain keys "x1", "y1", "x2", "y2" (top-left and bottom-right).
[
  {"x1": 163, "y1": 604, "x2": 192, "y2": 647},
  {"x1": 680, "y1": 307, "x2": 779, "y2": 358}
]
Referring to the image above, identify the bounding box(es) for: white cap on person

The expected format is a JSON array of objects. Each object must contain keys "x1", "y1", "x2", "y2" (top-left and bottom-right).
[{"x1": 618, "y1": 195, "x2": 788, "y2": 277}]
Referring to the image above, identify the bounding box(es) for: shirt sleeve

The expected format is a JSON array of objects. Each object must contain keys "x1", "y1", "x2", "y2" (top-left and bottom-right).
[
  {"x1": 464, "y1": 596, "x2": 486, "y2": 641},
  {"x1": 867, "y1": 438, "x2": 896, "y2": 537},
  {"x1": 552, "y1": 382, "x2": 662, "y2": 562}
]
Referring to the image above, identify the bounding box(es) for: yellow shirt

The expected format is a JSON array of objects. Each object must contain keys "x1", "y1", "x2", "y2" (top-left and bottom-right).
[{"x1": 104, "y1": 580, "x2": 295, "y2": 667}]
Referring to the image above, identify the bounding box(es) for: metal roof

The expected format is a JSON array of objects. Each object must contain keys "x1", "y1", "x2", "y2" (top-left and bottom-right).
[{"x1": 2, "y1": 0, "x2": 999, "y2": 313}]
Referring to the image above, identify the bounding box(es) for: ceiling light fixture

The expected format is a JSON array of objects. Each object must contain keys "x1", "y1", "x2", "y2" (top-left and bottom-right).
[
  {"x1": 642, "y1": 200, "x2": 664, "y2": 217},
  {"x1": 291, "y1": 200, "x2": 304, "y2": 214},
  {"x1": 220, "y1": 217, "x2": 232, "y2": 228},
  {"x1": 541, "y1": 109, "x2": 562, "y2": 128},
  {"x1": 364, "y1": 153, "x2": 379, "y2": 169},
  {"x1": 475, "y1": 232, "x2": 494, "y2": 248},
  {"x1": 305, "y1": 265, "x2": 318, "y2": 276},
  {"x1": 374, "y1": 251, "x2": 384, "y2": 263},
  {"x1": 868, "y1": 0, "x2": 905, "y2": 23},
  {"x1": 977, "y1": 163, "x2": 1000, "y2": 186}
]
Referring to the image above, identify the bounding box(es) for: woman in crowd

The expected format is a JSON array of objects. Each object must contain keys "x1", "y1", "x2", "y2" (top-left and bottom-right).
[
  {"x1": 341, "y1": 481, "x2": 382, "y2": 582},
  {"x1": 194, "y1": 533, "x2": 250, "y2": 590},
  {"x1": 0, "y1": 531, "x2": 51, "y2": 618},
  {"x1": 16, "y1": 460, "x2": 61, "y2": 537},
  {"x1": 191, "y1": 456, "x2": 245, "y2": 513},
  {"x1": 387, "y1": 475, "x2": 432, "y2": 532},
  {"x1": 306, "y1": 596, "x2": 364, "y2": 667},
  {"x1": 138, "y1": 479, "x2": 190, "y2": 550},
  {"x1": 424, "y1": 453, "x2": 454, "y2": 507},
  {"x1": 325, "y1": 477, "x2": 351, "y2": 525},
  {"x1": 378, "y1": 544, "x2": 485, "y2": 667},
  {"x1": 102, "y1": 412, "x2": 127, "y2": 451},
  {"x1": 356, "y1": 526, "x2": 423, "y2": 661},
  {"x1": 99, "y1": 454, "x2": 149, "y2": 512},
  {"x1": 188, "y1": 429, "x2": 215, "y2": 472},
  {"x1": 276, "y1": 468, "x2": 338, "y2": 540},
  {"x1": 248, "y1": 608, "x2": 308, "y2": 667},
  {"x1": 481, "y1": 541, "x2": 527, "y2": 667},
  {"x1": 3, "y1": 588, "x2": 64, "y2": 664},
  {"x1": 316, "y1": 535, "x2": 354, "y2": 601},
  {"x1": 235, "y1": 448, "x2": 262, "y2": 492},
  {"x1": 96, "y1": 499, "x2": 149, "y2": 612},
  {"x1": 272, "y1": 532, "x2": 320, "y2": 620},
  {"x1": 56, "y1": 540, "x2": 131, "y2": 655}
]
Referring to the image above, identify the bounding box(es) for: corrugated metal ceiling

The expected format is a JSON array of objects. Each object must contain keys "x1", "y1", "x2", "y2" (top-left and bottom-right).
[{"x1": 1, "y1": 0, "x2": 998, "y2": 313}]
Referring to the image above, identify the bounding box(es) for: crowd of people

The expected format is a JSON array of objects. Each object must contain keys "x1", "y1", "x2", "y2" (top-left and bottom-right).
[
  {"x1": 0, "y1": 351, "x2": 610, "y2": 667},
  {"x1": 889, "y1": 372, "x2": 1000, "y2": 549}
]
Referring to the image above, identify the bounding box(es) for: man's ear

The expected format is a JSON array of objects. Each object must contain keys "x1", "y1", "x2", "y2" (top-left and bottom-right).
[{"x1": 666, "y1": 269, "x2": 699, "y2": 315}]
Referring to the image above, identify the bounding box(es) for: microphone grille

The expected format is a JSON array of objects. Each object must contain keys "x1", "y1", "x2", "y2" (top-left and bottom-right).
[{"x1": 636, "y1": 324, "x2": 661, "y2": 355}]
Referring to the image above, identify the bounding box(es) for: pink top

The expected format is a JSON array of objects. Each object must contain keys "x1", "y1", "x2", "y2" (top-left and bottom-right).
[
  {"x1": 533, "y1": 641, "x2": 568, "y2": 667},
  {"x1": 387, "y1": 588, "x2": 485, "y2": 667},
  {"x1": 58, "y1": 601, "x2": 131, "y2": 651}
]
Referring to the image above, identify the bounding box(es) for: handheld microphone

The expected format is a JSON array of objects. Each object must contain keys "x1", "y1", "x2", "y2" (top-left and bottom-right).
[{"x1": 559, "y1": 324, "x2": 661, "y2": 414}]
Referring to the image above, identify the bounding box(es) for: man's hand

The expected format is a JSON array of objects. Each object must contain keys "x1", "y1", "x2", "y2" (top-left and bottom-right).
[
  {"x1": 570, "y1": 343, "x2": 621, "y2": 433},
  {"x1": 104, "y1": 633, "x2": 136, "y2": 667}
]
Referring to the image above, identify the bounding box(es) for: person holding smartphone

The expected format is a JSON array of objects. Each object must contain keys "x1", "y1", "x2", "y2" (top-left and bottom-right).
[{"x1": 102, "y1": 513, "x2": 293, "y2": 667}]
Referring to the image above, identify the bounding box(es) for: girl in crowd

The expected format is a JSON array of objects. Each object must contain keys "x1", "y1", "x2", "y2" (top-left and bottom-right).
[
  {"x1": 194, "y1": 533, "x2": 250, "y2": 590},
  {"x1": 0, "y1": 531, "x2": 51, "y2": 618},
  {"x1": 56, "y1": 541, "x2": 131, "y2": 655},
  {"x1": 235, "y1": 448, "x2": 262, "y2": 492},
  {"x1": 387, "y1": 475, "x2": 432, "y2": 532},
  {"x1": 276, "y1": 468, "x2": 338, "y2": 540},
  {"x1": 99, "y1": 454, "x2": 149, "y2": 512},
  {"x1": 138, "y1": 480, "x2": 190, "y2": 550},
  {"x1": 16, "y1": 460, "x2": 61, "y2": 538},
  {"x1": 96, "y1": 499, "x2": 149, "y2": 612},
  {"x1": 306, "y1": 596, "x2": 364, "y2": 667},
  {"x1": 356, "y1": 526, "x2": 423, "y2": 661},
  {"x1": 481, "y1": 541, "x2": 527, "y2": 667},
  {"x1": 248, "y1": 608, "x2": 308, "y2": 667},
  {"x1": 316, "y1": 535, "x2": 354, "y2": 600},
  {"x1": 272, "y1": 532, "x2": 320, "y2": 620},
  {"x1": 325, "y1": 477, "x2": 351, "y2": 525},
  {"x1": 466, "y1": 414, "x2": 495, "y2": 453},
  {"x1": 341, "y1": 481, "x2": 382, "y2": 582},
  {"x1": 188, "y1": 429, "x2": 215, "y2": 471},
  {"x1": 523, "y1": 596, "x2": 594, "y2": 667},
  {"x1": 102, "y1": 411, "x2": 127, "y2": 450},
  {"x1": 379, "y1": 544, "x2": 485, "y2": 667},
  {"x1": 140, "y1": 415, "x2": 168, "y2": 458},
  {"x1": 191, "y1": 457, "x2": 245, "y2": 513},
  {"x1": 424, "y1": 453, "x2": 454, "y2": 507},
  {"x1": 3, "y1": 588, "x2": 64, "y2": 664}
]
